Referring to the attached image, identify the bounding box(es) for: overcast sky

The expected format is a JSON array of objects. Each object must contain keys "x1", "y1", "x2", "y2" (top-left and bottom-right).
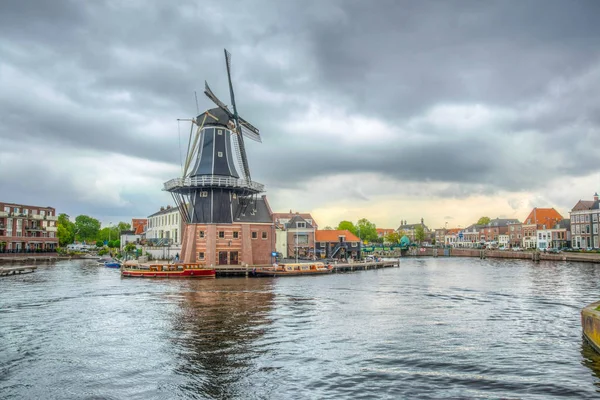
[{"x1": 2, "y1": 0, "x2": 600, "y2": 230}]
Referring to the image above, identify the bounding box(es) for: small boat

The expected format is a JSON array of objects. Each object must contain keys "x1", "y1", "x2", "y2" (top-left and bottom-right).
[
  {"x1": 82, "y1": 253, "x2": 100, "y2": 260},
  {"x1": 104, "y1": 261, "x2": 121, "y2": 268},
  {"x1": 253, "y1": 262, "x2": 332, "y2": 277},
  {"x1": 121, "y1": 261, "x2": 215, "y2": 278}
]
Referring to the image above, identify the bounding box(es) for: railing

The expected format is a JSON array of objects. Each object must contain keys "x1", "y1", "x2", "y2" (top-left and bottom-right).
[
  {"x1": 46, "y1": 215, "x2": 58, "y2": 221},
  {"x1": 45, "y1": 226, "x2": 58, "y2": 232},
  {"x1": 0, "y1": 211, "x2": 8, "y2": 217},
  {"x1": 163, "y1": 176, "x2": 264, "y2": 192},
  {"x1": 32, "y1": 214, "x2": 43, "y2": 220}
]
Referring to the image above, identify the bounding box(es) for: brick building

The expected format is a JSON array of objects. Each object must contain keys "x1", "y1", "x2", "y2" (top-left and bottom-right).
[
  {"x1": 0, "y1": 202, "x2": 59, "y2": 252},
  {"x1": 272, "y1": 211, "x2": 317, "y2": 259},
  {"x1": 179, "y1": 196, "x2": 275, "y2": 266}
]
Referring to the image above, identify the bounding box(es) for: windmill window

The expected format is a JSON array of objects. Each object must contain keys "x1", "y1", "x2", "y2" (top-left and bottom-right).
[
  {"x1": 233, "y1": 231, "x2": 239, "y2": 239},
  {"x1": 218, "y1": 152, "x2": 223, "y2": 157},
  {"x1": 219, "y1": 231, "x2": 225, "y2": 238},
  {"x1": 252, "y1": 232, "x2": 258, "y2": 239},
  {"x1": 218, "y1": 129, "x2": 223, "y2": 135},
  {"x1": 232, "y1": 193, "x2": 237, "y2": 199},
  {"x1": 201, "y1": 191, "x2": 208, "y2": 197},
  {"x1": 199, "y1": 231, "x2": 205, "y2": 238},
  {"x1": 198, "y1": 252, "x2": 205, "y2": 260}
]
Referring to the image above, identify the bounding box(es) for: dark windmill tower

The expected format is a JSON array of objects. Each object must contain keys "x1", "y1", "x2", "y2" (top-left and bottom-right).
[{"x1": 165, "y1": 49, "x2": 274, "y2": 266}]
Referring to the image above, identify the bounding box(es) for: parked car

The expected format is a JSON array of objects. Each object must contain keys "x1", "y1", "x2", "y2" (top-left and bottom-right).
[
  {"x1": 512, "y1": 247, "x2": 522, "y2": 252},
  {"x1": 547, "y1": 248, "x2": 561, "y2": 254}
]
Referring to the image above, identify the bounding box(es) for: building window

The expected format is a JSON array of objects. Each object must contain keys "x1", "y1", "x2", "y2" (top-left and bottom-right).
[
  {"x1": 252, "y1": 232, "x2": 258, "y2": 239},
  {"x1": 198, "y1": 252, "x2": 205, "y2": 260},
  {"x1": 201, "y1": 191, "x2": 208, "y2": 197},
  {"x1": 262, "y1": 231, "x2": 267, "y2": 239},
  {"x1": 218, "y1": 129, "x2": 223, "y2": 135},
  {"x1": 218, "y1": 152, "x2": 223, "y2": 157},
  {"x1": 219, "y1": 231, "x2": 225, "y2": 238},
  {"x1": 199, "y1": 231, "x2": 205, "y2": 238},
  {"x1": 297, "y1": 222, "x2": 306, "y2": 228},
  {"x1": 233, "y1": 231, "x2": 239, "y2": 239},
  {"x1": 594, "y1": 214, "x2": 599, "y2": 223}
]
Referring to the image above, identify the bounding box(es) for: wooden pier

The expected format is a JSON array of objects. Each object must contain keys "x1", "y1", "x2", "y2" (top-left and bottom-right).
[
  {"x1": 0, "y1": 266, "x2": 37, "y2": 277},
  {"x1": 214, "y1": 260, "x2": 399, "y2": 277}
]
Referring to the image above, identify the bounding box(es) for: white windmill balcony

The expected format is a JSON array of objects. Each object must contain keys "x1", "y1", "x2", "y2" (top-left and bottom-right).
[{"x1": 163, "y1": 176, "x2": 264, "y2": 193}]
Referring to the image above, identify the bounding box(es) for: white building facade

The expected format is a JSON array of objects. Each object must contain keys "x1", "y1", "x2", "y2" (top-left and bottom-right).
[{"x1": 146, "y1": 206, "x2": 183, "y2": 245}]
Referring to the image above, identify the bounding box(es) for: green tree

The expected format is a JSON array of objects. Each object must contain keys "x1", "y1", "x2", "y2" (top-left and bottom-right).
[
  {"x1": 117, "y1": 221, "x2": 131, "y2": 231},
  {"x1": 356, "y1": 218, "x2": 378, "y2": 242},
  {"x1": 477, "y1": 216, "x2": 491, "y2": 225},
  {"x1": 414, "y1": 225, "x2": 426, "y2": 244},
  {"x1": 57, "y1": 213, "x2": 76, "y2": 246},
  {"x1": 385, "y1": 231, "x2": 400, "y2": 244},
  {"x1": 74, "y1": 215, "x2": 101, "y2": 243},
  {"x1": 336, "y1": 220, "x2": 357, "y2": 235},
  {"x1": 323, "y1": 226, "x2": 333, "y2": 230},
  {"x1": 124, "y1": 242, "x2": 137, "y2": 252}
]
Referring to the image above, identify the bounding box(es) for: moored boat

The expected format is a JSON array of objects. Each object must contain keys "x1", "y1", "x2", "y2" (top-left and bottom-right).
[
  {"x1": 121, "y1": 261, "x2": 215, "y2": 278},
  {"x1": 253, "y1": 262, "x2": 332, "y2": 277}
]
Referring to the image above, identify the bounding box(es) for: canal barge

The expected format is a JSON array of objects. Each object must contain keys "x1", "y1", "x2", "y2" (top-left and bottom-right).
[
  {"x1": 253, "y1": 262, "x2": 332, "y2": 277},
  {"x1": 121, "y1": 261, "x2": 215, "y2": 278}
]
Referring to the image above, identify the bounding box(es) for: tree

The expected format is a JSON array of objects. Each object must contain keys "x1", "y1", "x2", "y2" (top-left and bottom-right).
[
  {"x1": 385, "y1": 231, "x2": 400, "y2": 244},
  {"x1": 124, "y1": 242, "x2": 136, "y2": 252},
  {"x1": 414, "y1": 225, "x2": 425, "y2": 244},
  {"x1": 117, "y1": 221, "x2": 131, "y2": 231},
  {"x1": 336, "y1": 221, "x2": 357, "y2": 235},
  {"x1": 57, "y1": 213, "x2": 75, "y2": 246},
  {"x1": 356, "y1": 218, "x2": 378, "y2": 242},
  {"x1": 323, "y1": 226, "x2": 333, "y2": 230},
  {"x1": 477, "y1": 216, "x2": 491, "y2": 226},
  {"x1": 74, "y1": 215, "x2": 101, "y2": 243}
]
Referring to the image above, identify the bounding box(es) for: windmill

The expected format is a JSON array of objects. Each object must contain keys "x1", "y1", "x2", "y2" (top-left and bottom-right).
[{"x1": 165, "y1": 49, "x2": 265, "y2": 224}]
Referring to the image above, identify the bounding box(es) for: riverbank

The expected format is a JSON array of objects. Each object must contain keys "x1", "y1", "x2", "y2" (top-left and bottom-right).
[
  {"x1": 405, "y1": 247, "x2": 600, "y2": 263},
  {"x1": 582, "y1": 301, "x2": 600, "y2": 353},
  {"x1": 0, "y1": 254, "x2": 75, "y2": 264}
]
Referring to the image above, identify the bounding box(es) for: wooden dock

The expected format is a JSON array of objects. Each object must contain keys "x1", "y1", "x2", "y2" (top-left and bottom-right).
[
  {"x1": 0, "y1": 266, "x2": 38, "y2": 277},
  {"x1": 214, "y1": 260, "x2": 399, "y2": 277}
]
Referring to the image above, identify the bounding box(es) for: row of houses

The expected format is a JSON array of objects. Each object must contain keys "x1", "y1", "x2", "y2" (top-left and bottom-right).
[
  {"x1": 411, "y1": 192, "x2": 600, "y2": 250},
  {"x1": 120, "y1": 207, "x2": 362, "y2": 261}
]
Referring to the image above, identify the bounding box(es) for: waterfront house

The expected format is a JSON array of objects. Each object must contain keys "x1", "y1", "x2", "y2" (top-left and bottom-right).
[
  {"x1": 0, "y1": 202, "x2": 59, "y2": 253},
  {"x1": 570, "y1": 193, "x2": 600, "y2": 249},
  {"x1": 508, "y1": 222, "x2": 523, "y2": 248},
  {"x1": 521, "y1": 208, "x2": 563, "y2": 249},
  {"x1": 146, "y1": 206, "x2": 183, "y2": 246},
  {"x1": 272, "y1": 211, "x2": 318, "y2": 259},
  {"x1": 315, "y1": 229, "x2": 361, "y2": 260},
  {"x1": 376, "y1": 228, "x2": 395, "y2": 243}
]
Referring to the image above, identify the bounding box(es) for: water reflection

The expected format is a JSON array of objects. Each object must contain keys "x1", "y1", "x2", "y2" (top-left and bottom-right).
[{"x1": 170, "y1": 278, "x2": 275, "y2": 399}]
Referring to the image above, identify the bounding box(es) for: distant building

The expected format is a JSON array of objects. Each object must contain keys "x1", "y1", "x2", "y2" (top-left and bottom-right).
[
  {"x1": 570, "y1": 193, "x2": 600, "y2": 249},
  {"x1": 146, "y1": 206, "x2": 183, "y2": 246},
  {"x1": 315, "y1": 230, "x2": 361, "y2": 260},
  {"x1": 376, "y1": 228, "x2": 395, "y2": 242},
  {"x1": 522, "y1": 208, "x2": 563, "y2": 249},
  {"x1": 131, "y1": 218, "x2": 147, "y2": 236},
  {"x1": 0, "y1": 202, "x2": 59, "y2": 252},
  {"x1": 273, "y1": 211, "x2": 318, "y2": 259},
  {"x1": 397, "y1": 218, "x2": 431, "y2": 244}
]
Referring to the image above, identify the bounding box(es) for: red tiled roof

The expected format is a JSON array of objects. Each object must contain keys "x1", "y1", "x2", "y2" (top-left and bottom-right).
[
  {"x1": 315, "y1": 230, "x2": 360, "y2": 242},
  {"x1": 132, "y1": 218, "x2": 147, "y2": 235},
  {"x1": 376, "y1": 228, "x2": 395, "y2": 235},
  {"x1": 522, "y1": 208, "x2": 563, "y2": 226}
]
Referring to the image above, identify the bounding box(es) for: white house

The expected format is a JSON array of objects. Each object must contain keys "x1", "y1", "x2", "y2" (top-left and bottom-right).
[{"x1": 146, "y1": 205, "x2": 183, "y2": 245}]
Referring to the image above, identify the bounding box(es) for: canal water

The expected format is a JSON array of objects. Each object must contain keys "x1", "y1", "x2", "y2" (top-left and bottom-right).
[{"x1": 2, "y1": 258, "x2": 600, "y2": 399}]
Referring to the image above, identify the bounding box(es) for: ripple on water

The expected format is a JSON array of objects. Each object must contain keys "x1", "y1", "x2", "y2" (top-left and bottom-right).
[{"x1": 2, "y1": 259, "x2": 600, "y2": 399}]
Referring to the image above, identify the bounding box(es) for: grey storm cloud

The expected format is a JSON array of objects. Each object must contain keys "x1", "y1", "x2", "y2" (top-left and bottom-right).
[{"x1": 1, "y1": 0, "x2": 600, "y2": 219}]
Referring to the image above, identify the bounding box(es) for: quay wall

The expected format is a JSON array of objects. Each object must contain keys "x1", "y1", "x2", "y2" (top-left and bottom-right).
[
  {"x1": 582, "y1": 302, "x2": 600, "y2": 353},
  {"x1": 405, "y1": 247, "x2": 600, "y2": 263}
]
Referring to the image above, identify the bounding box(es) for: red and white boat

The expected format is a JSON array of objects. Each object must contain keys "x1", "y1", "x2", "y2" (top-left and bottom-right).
[{"x1": 121, "y1": 261, "x2": 215, "y2": 279}]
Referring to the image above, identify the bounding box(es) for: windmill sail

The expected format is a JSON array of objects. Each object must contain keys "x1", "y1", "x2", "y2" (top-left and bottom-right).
[{"x1": 224, "y1": 48, "x2": 252, "y2": 182}]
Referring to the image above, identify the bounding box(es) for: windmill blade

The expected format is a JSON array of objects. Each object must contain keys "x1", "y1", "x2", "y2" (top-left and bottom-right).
[
  {"x1": 241, "y1": 125, "x2": 261, "y2": 143},
  {"x1": 224, "y1": 48, "x2": 252, "y2": 181},
  {"x1": 204, "y1": 81, "x2": 232, "y2": 115}
]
